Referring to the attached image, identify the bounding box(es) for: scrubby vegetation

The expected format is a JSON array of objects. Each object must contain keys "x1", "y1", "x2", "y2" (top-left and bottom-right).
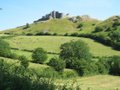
[
  {"x1": 32, "y1": 48, "x2": 48, "y2": 64},
  {"x1": 48, "y1": 57, "x2": 66, "y2": 72}
]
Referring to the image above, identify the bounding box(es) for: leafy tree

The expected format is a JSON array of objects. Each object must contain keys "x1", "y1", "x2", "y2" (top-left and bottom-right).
[
  {"x1": 77, "y1": 23, "x2": 83, "y2": 28},
  {"x1": 60, "y1": 40, "x2": 92, "y2": 60},
  {"x1": 96, "y1": 58, "x2": 110, "y2": 74},
  {"x1": 0, "y1": 39, "x2": 11, "y2": 57},
  {"x1": 48, "y1": 57, "x2": 66, "y2": 72},
  {"x1": 32, "y1": 48, "x2": 47, "y2": 64},
  {"x1": 109, "y1": 56, "x2": 120, "y2": 75},
  {"x1": 93, "y1": 26, "x2": 103, "y2": 33},
  {"x1": 23, "y1": 23, "x2": 30, "y2": 29},
  {"x1": 72, "y1": 59, "x2": 91, "y2": 76},
  {"x1": 19, "y1": 55, "x2": 29, "y2": 69},
  {"x1": 109, "y1": 30, "x2": 120, "y2": 43}
]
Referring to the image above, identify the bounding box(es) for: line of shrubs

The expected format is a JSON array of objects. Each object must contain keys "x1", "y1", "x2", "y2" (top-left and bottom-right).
[
  {"x1": 26, "y1": 31, "x2": 120, "y2": 51},
  {"x1": 65, "y1": 32, "x2": 120, "y2": 51},
  {"x1": 26, "y1": 32, "x2": 58, "y2": 36}
]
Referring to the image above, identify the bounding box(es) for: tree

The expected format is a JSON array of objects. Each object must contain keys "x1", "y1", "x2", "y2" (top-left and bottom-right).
[
  {"x1": 48, "y1": 57, "x2": 66, "y2": 72},
  {"x1": 32, "y1": 48, "x2": 47, "y2": 64},
  {"x1": 93, "y1": 26, "x2": 103, "y2": 33},
  {"x1": 109, "y1": 30, "x2": 120, "y2": 43},
  {"x1": 0, "y1": 39, "x2": 11, "y2": 57},
  {"x1": 23, "y1": 23, "x2": 30, "y2": 29},
  {"x1": 109, "y1": 56, "x2": 120, "y2": 75},
  {"x1": 19, "y1": 55, "x2": 29, "y2": 69},
  {"x1": 60, "y1": 40, "x2": 92, "y2": 60}
]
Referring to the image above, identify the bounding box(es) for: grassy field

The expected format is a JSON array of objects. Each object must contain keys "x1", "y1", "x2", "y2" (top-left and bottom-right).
[
  {"x1": 6, "y1": 36, "x2": 80, "y2": 53},
  {"x1": 6, "y1": 36, "x2": 120, "y2": 57},
  {"x1": 56, "y1": 75, "x2": 120, "y2": 90}
]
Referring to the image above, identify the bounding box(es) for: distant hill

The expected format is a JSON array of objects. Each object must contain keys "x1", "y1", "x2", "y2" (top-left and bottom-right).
[
  {"x1": 93, "y1": 16, "x2": 120, "y2": 33},
  {"x1": 0, "y1": 14, "x2": 99, "y2": 35},
  {"x1": 92, "y1": 16, "x2": 120, "y2": 50}
]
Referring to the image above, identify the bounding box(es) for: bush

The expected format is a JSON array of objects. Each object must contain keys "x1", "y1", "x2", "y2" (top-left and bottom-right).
[
  {"x1": 0, "y1": 39, "x2": 12, "y2": 57},
  {"x1": 93, "y1": 26, "x2": 103, "y2": 33},
  {"x1": 77, "y1": 23, "x2": 83, "y2": 28},
  {"x1": 52, "y1": 33, "x2": 58, "y2": 36},
  {"x1": 26, "y1": 33, "x2": 33, "y2": 36},
  {"x1": 96, "y1": 58, "x2": 110, "y2": 74},
  {"x1": 62, "y1": 70, "x2": 78, "y2": 78},
  {"x1": 109, "y1": 30, "x2": 120, "y2": 42},
  {"x1": 38, "y1": 67, "x2": 60, "y2": 78},
  {"x1": 72, "y1": 59, "x2": 91, "y2": 76},
  {"x1": 19, "y1": 55, "x2": 29, "y2": 69},
  {"x1": 109, "y1": 56, "x2": 120, "y2": 75},
  {"x1": 9, "y1": 53, "x2": 19, "y2": 59},
  {"x1": 64, "y1": 33, "x2": 69, "y2": 36},
  {"x1": 70, "y1": 33, "x2": 79, "y2": 36},
  {"x1": 23, "y1": 23, "x2": 30, "y2": 29},
  {"x1": 32, "y1": 48, "x2": 47, "y2": 64},
  {"x1": 36, "y1": 32, "x2": 44, "y2": 35},
  {"x1": 65, "y1": 57, "x2": 79, "y2": 69},
  {"x1": 36, "y1": 32, "x2": 51, "y2": 36},
  {"x1": 48, "y1": 57, "x2": 66, "y2": 72},
  {"x1": 60, "y1": 40, "x2": 92, "y2": 60}
]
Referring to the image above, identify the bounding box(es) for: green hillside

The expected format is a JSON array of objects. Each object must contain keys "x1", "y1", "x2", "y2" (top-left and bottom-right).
[
  {"x1": 94, "y1": 16, "x2": 120, "y2": 33},
  {"x1": 1, "y1": 18, "x2": 100, "y2": 35},
  {"x1": 92, "y1": 16, "x2": 120, "y2": 50},
  {"x1": 5, "y1": 36, "x2": 120, "y2": 57}
]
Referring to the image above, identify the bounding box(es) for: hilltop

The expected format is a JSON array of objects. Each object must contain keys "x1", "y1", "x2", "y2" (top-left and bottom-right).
[{"x1": 0, "y1": 11, "x2": 100, "y2": 35}]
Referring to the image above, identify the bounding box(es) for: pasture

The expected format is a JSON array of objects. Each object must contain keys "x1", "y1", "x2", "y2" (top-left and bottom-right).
[{"x1": 6, "y1": 36, "x2": 120, "y2": 57}]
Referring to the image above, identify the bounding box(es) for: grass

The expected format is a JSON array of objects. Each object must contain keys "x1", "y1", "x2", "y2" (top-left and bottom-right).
[
  {"x1": 56, "y1": 75, "x2": 120, "y2": 90},
  {"x1": 6, "y1": 36, "x2": 120, "y2": 57},
  {"x1": 80, "y1": 37, "x2": 120, "y2": 56},
  {"x1": 6, "y1": 36, "x2": 80, "y2": 53}
]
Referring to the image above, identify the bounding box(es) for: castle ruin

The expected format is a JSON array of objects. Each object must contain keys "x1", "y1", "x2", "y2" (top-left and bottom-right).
[{"x1": 36, "y1": 11, "x2": 68, "y2": 22}]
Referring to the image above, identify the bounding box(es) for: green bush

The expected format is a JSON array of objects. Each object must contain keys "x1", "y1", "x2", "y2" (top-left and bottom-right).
[
  {"x1": 0, "y1": 39, "x2": 12, "y2": 57},
  {"x1": 32, "y1": 48, "x2": 48, "y2": 64},
  {"x1": 64, "y1": 33, "x2": 69, "y2": 36},
  {"x1": 60, "y1": 40, "x2": 92, "y2": 60},
  {"x1": 96, "y1": 58, "x2": 110, "y2": 74},
  {"x1": 19, "y1": 55, "x2": 29, "y2": 69},
  {"x1": 93, "y1": 26, "x2": 103, "y2": 33},
  {"x1": 70, "y1": 33, "x2": 79, "y2": 36},
  {"x1": 109, "y1": 56, "x2": 120, "y2": 75},
  {"x1": 9, "y1": 53, "x2": 19, "y2": 59},
  {"x1": 52, "y1": 33, "x2": 58, "y2": 36},
  {"x1": 23, "y1": 23, "x2": 30, "y2": 29},
  {"x1": 48, "y1": 57, "x2": 66, "y2": 72},
  {"x1": 77, "y1": 23, "x2": 83, "y2": 28},
  {"x1": 62, "y1": 70, "x2": 78, "y2": 78}
]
